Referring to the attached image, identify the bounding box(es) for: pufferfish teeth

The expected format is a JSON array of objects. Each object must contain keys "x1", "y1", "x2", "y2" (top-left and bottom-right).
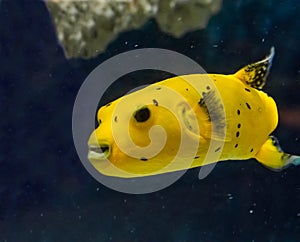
[{"x1": 88, "y1": 145, "x2": 110, "y2": 160}]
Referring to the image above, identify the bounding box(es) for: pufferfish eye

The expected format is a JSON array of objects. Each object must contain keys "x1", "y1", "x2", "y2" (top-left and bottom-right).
[{"x1": 134, "y1": 107, "x2": 150, "y2": 122}]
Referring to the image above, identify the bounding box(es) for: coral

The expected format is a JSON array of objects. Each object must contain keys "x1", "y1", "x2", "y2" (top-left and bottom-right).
[{"x1": 46, "y1": 0, "x2": 222, "y2": 58}]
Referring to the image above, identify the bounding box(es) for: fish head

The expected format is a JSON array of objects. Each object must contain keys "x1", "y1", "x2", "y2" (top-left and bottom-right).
[{"x1": 88, "y1": 85, "x2": 200, "y2": 178}]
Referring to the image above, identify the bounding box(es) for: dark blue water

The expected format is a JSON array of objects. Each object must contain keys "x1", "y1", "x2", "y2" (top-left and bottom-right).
[{"x1": 1, "y1": 0, "x2": 300, "y2": 241}]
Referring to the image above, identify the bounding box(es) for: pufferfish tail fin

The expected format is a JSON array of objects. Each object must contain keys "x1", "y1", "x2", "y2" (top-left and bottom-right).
[
  {"x1": 255, "y1": 136, "x2": 300, "y2": 171},
  {"x1": 233, "y1": 47, "x2": 275, "y2": 90}
]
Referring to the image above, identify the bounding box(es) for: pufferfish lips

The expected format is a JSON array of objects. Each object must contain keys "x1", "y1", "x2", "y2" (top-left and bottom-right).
[
  {"x1": 87, "y1": 107, "x2": 115, "y2": 162},
  {"x1": 88, "y1": 141, "x2": 110, "y2": 161}
]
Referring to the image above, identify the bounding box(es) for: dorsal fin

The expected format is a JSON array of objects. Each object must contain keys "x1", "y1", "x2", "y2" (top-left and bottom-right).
[{"x1": 233, "y1": 47, "x2": 275, "y2": 90}]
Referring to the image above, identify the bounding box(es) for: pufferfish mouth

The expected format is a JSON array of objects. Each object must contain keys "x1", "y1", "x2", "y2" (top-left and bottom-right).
[{"x1": 88, "y1": 144, "x2": 110, "y2": 160}]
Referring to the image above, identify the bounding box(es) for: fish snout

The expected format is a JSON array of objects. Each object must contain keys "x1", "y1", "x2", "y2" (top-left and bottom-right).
[
  {"x1": 88, "y1": 131, "x2": 111, "y2": 160},
  {"x1": 88, "y1": 143, "x2": 111, "y2": 161}
]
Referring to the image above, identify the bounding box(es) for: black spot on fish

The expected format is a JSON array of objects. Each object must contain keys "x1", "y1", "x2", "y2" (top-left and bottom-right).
[
  {"x1": 237, "y1": 109, "x2": 240, "y2": 115},
  {"x1": 237, "y1": 123, "x2": 241, "y2": 128},
  {"x1": 236, "y1": 131, "x2": 240, "y2": 137},
  {"x1": 198, "y1": 98, "x2": 205, "y2": 107},
  {"x1": 235, "y1": 144, "x2": 238, "y2": 148},
  {"x1": 246, "y1": 102, "x2": 251, "y2": 110},
  {"x1": 153, "y1": 99, "x2": 158, "y2": 106},
  {"x1": 202, "y1": 90, "x2": 211, "y2": 98},
  {"x1": 245, "y1": 88, "x2": 251, "y2": 92},
  {"x1": 250, "y1": 148, "x2": 254, "y2": 152},
  {"x1": 106, "y1": 103, "x2": 111, "y2": 107},
  {"x1": 156, "y1": 87, "x2": 161, "y2": 90},
  {"x1": 194, "y1": 156, "x2": 199, "y2": 159},
  {"x1": 134, "y1": 107, "x2": 150, "y2": 122},
  {"x1": 140, "y1": 157, "x2": 148, "y2": 161},
  {"x1": 215, "y1": 147, "x2": 221, "y2": 152},
  {"x1": 186, "y1": 88, "x2": 189, "y2": 91},
  {"x1": 114, "y1": 116, "x2": 118, "y2": 123},
  {"x1": 98, "y1": 119, "x2": 102, "y2": 125},
  {"x1": 206, "y1": 86, "x2": 211, "y2": 90}
]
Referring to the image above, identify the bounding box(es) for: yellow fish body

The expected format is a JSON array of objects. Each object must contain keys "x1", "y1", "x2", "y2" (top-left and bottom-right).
[{"x1": 88, "y1": 48, "x2": 300, "y2": 178}]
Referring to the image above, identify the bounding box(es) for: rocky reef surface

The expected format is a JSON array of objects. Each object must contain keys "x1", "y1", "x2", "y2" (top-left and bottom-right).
[{"x1": 46, "y1": 0, "x2": 222, "y2": 58}]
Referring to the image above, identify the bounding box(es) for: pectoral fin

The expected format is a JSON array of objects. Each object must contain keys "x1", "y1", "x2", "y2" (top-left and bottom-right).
[{"x1": 197, "y1": 89, "x2": 231, "y2": 142}]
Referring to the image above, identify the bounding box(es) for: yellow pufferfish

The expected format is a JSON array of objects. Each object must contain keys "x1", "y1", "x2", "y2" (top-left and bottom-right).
[{"x1": 88, "y1": 48, "x2": 300, "y2": 178}]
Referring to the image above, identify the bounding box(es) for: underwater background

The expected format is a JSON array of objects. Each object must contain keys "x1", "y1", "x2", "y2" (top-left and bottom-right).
[{"x1": 1, "y1": 0, "x2": 300, "y2": 241}]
